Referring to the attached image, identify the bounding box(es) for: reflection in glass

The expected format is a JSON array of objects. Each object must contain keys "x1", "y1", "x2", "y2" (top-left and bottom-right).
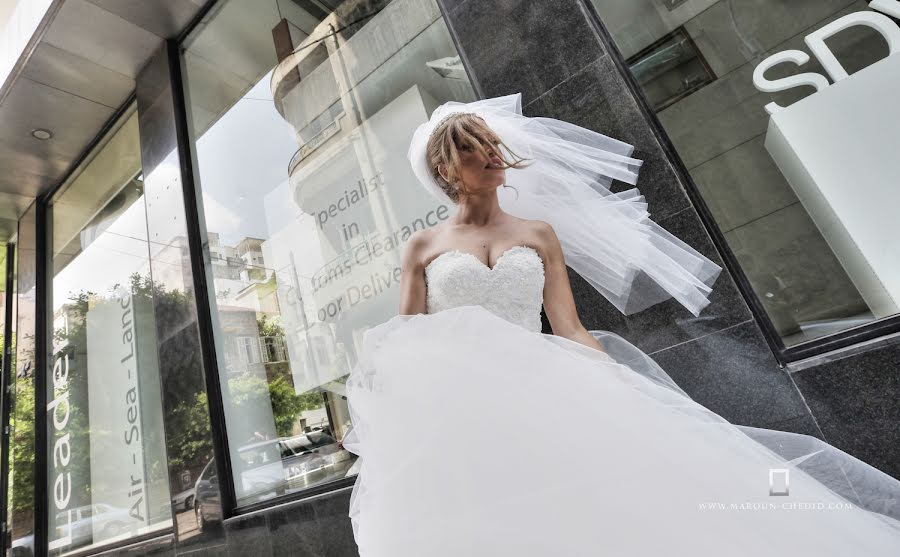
[
  {"x1": 591, "y1": 0, "x2": 895, "y2": 345},
  {"x1": 47, "y1": 107, "x2": 172, "y2": 555},
  {"x1": 182, "y1": 0, "x2": 474, "y2": 506},
  {"x1": 9, "y1": 204, "x2": 36, "y2": 557},
  {"x1": 627, "y1": 28, "x2": 715, "y2": 111},
  {"x1": 0, "y1": 242, "x2": 14, "y2": 556}
]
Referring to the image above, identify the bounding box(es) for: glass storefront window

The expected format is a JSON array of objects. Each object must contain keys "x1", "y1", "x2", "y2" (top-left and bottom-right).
[
  {"x1": 1, "y1": 240, "x2": 23, "y2": 555},
  {"x1": 591, "y1": 0, "x2": 899, "y2": 347},
  {"x1": 181, "y1": 0, "x2": 475, "y2": 506},
  {"x1": 47, "y1": 107, "x2": 172, "y2": 554},
  {"x1": 9, "y1": 204, "x2": 35, "y2": 557}
]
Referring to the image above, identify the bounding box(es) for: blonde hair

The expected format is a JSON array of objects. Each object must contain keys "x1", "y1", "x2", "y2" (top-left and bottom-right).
[{"x1": 425, "y1": 112, "x2": 532, "y2": 203}]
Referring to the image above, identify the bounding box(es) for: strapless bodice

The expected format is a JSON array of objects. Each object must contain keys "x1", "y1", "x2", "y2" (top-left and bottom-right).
[{"x1": 425, "y1": 245, "x2": 545, "y2": 332}]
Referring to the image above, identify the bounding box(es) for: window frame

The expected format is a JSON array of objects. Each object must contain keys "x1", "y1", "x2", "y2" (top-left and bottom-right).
[
  {"x1": 0, "y1": 242, "x2": 16, "y2": 551},
  {"x1": 624, "y1": 27, "x2": 717, "y2": 112},
  {"x1": 581, "y1": 0, "x2": 900, "y2": 366},
  {"x1": 171, "y1": 0, "x2": 482, "y2": 520},
  {"x1": 32, "y1": 98, "x2": 180, "y2": 557}
]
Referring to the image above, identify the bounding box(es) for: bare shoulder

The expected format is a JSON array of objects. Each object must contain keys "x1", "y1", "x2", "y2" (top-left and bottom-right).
[
  {"x1": 403, "y1": 227, "x2": 437, "y2": 269},
  {"x1": 521, "y1": 219, "x2": 561, "y2": 252},
  {"x1": 527, "y1": 219, "x2": 557, "y2": 238}
]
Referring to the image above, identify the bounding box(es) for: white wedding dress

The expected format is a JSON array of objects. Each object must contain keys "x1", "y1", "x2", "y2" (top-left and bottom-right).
[{"x1": 343, "y1": 245, "x2": 900, "y2": 556}]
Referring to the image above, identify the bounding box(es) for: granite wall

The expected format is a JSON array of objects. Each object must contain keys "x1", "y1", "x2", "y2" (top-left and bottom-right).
[{"x1": 439, "y1": 0, "x2": 819, "y2": 433}]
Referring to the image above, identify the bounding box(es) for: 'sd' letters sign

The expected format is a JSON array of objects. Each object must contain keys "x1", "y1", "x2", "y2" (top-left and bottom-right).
[{"x1": 752, "y1": 0, "x2": 900, "y2": 115}]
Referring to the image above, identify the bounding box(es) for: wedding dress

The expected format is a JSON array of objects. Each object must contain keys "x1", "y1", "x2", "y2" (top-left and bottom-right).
[{"x1": 342, "y1": 244, "x2": 900, "y2": 556}]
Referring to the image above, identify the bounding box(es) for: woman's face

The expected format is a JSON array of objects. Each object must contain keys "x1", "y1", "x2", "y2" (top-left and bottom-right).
[{"x1": 449, "y1": 138, "x2": 506, "y2": 195}]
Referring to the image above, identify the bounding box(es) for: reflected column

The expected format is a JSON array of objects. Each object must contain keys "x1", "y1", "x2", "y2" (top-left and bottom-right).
[{"x1": 135, "y1": 41, "x2": 232, "y2": 550}]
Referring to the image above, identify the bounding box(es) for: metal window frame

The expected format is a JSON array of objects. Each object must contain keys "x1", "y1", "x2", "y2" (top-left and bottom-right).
[
  {"x1": 1, "y1": 242, "x2": 16, "y2": 551},
  {"x1": 18, "y1": 28, "x2": 333, "y2": 543},
  {"x1": 31, "y1": 94, "x2": 184, "y2": 557},
  {"x1": 170, "y1": 18, "x2": 355, "y2": 512},
  {"x1": 164, "y1": 37, "x2": 239, "y2": 519},
  {"x1": 579, "y1": 0, "x2": 900, "y2": 366},
  {"x1": 624, "y1": 26, "x2": 717, "y2": 112},
  {"x1": 34, "y1": 203, "x2": 48, "y2": 557},
  {"x1": 167, "y1": 0, "x2": 491, "y2": 518}
]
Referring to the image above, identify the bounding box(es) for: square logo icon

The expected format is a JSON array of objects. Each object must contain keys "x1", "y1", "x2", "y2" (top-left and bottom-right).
[{"x1": 769, "y1": 468, "x2": 790, "y2": 496}]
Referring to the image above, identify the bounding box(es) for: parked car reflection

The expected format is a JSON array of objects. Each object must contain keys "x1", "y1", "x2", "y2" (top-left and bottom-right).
[
  {"x1": 55, "y1": 504, "x2": 134, "y2": 549},
  {"x1": 281, "y1": 430, "x2": 356, "y2": 490},
  {"x1": 193, "y1": 430, "x2": 357, "y2": 527},
  {"x1": 193, "y1": 459, "x2": 221, "y2": 533},
  {"x1": 10, "y1": 534, "x2": 34, "y2": 557},
  {"x1": 172, "y1": 487, "x2": 195, "y2": 511}
]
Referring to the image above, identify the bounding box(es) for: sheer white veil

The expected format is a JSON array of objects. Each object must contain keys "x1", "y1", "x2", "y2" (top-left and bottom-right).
[
  {"x1": 396, "y1": 94, "x2": 900, "y2": 528},
  {"x1": 344, "y1": 93, "x2": 900, "y2": 536},
  {"x1": 407, "y1": 92, "x2": 721, "y2": 316}
]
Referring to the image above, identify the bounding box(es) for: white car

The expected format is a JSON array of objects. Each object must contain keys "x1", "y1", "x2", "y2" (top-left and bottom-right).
[
  {"x1": 55, "y1": 503, "x2": 134, "y2": 548},
  {"x1": 172, "y1": 487, "x2": 195, "y2": 511}
]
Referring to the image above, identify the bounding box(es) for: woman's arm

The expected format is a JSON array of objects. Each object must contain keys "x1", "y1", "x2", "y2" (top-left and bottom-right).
[
  {"x1": 536, "y1": 221, "x2": 606, "y2": 353},
  {"x1": 398, "y1": 231, "x2": 429, "y2": 315}
]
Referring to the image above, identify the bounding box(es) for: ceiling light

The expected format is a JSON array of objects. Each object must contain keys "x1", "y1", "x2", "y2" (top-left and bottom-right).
[{"x1": 32, "y1": 129, "x2": 52, "y2": 140}]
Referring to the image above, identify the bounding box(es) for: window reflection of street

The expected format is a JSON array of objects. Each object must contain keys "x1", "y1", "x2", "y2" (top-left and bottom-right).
[
  {"x1": 186, "y1": 429, "x2": 356, "y2": 533},
  {"x1": 47, "y1": 107, "x2": 174, "y2": 556},
  {"x1": 181, "y1": 0, "x2": 475, "y2": 510},
  {"x1": 591, "y1": 0, "x2": 900, "y2": 348}
]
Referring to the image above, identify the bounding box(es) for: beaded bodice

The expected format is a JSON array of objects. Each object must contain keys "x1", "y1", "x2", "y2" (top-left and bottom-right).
[{"x1": 425, "y1": 245, "x2": 545, "y2": 332}]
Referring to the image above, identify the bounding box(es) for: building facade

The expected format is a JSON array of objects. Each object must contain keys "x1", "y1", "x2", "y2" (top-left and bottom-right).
[{"x1": 0, "y1": 0, "x2": 898, "y2": 555}]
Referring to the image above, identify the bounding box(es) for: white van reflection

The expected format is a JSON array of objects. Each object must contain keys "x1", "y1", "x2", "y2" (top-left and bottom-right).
[
  {"x1": 193, "y1": 430, "x2": 356, "y2": 529},
  {"x1": 55, "y1": 503, "x2": 133, "y2": 548}
]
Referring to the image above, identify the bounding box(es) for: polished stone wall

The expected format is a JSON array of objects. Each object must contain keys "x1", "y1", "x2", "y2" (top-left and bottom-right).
[
  {"x1": 114, "y1": 1, "x2": 899, "y2": 556},
  {"x1": 440, "y1": 0, "x2": 819, "y2": 432},
  {"x1": 440, "y1": 0, "x2": 900, "y2": 509},
  {"x1": 449, "y1": 0, "x2": 900, "y2": 464}
]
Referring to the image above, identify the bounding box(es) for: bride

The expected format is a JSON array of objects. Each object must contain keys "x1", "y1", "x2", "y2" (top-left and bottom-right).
[{"x1": 342, "y1": 94, "x2": 900, "y2": 556}]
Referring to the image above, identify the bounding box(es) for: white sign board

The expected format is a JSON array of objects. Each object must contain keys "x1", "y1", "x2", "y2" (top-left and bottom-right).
[
  {"x1": 263, "y1": 84, "x2": 452, "y2": 394},
  {"x1": 762, "y1": 44, "x2": 900, "y2": 316},
  {"x1": 86, "y1": 291, "x2": 170, "y2": 544}
]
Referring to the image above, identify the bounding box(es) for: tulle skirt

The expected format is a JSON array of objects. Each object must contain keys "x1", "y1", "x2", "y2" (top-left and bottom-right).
[{"x1": 342, "y1": 305, "x2": 900, "y2": 556}]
